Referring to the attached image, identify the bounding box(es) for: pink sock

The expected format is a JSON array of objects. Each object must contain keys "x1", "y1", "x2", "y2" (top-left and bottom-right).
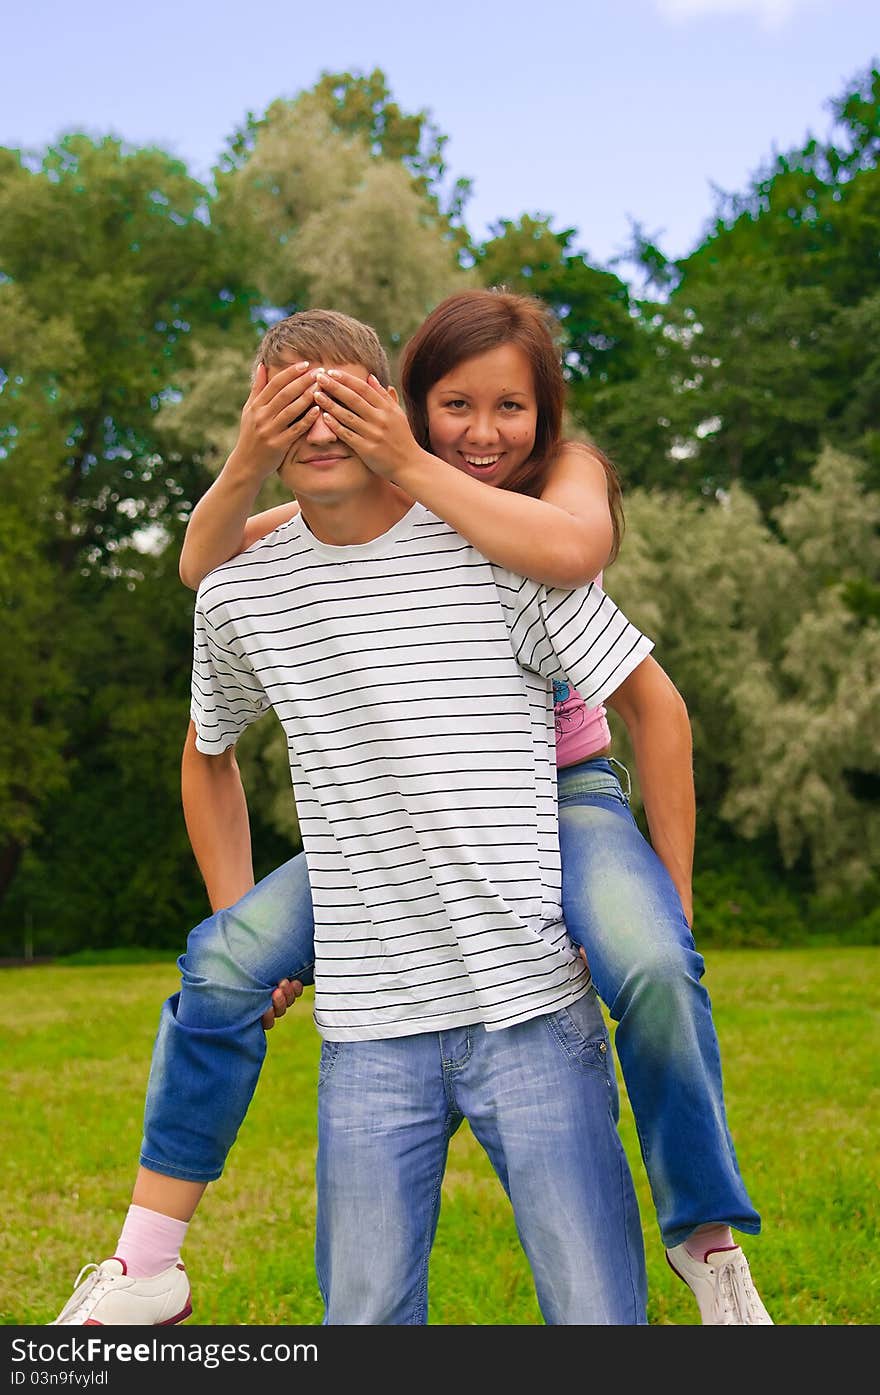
[
  {"x1": 684, "y1": 1224, "x2": 737, "y2": 1263},
  {"x1": 115, "y1": 1203, "x2": 189, "y2": 1278}
]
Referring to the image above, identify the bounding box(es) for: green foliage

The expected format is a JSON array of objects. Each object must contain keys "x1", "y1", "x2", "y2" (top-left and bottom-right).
[
  {"x1": 0, "y1": 533, "x2": 299, "y2": 956},
  {"x1": 0, "y1": 133, "x2": 243, "y2": 554},
  {"x1": 608, "y1": 446, "x2": 879, "y2": 904},
  {"x1": 212, "y1": 84, "x2": 467, "y2": 346},
  {"x1": 220, "y1": 67, "x2": 472, "y2": 227},
  {"x1": 671, "y1": 276, "x2": 834, "y2": 510},
  {"x1": 562, "y1": 64, "x2": 880, "y2": 505},
  {"x1": 475, "y1": 214, "x2": 641, "y2": 389},
  {"x1": 692, "y1": 852, "x2": 878, "y2": 948},
  {"x1": 0, "y1": 132, "x2": 251, "y2": 918},
  {"x1": 307, "y1": 68, "x2": 473, "y2": 226}
]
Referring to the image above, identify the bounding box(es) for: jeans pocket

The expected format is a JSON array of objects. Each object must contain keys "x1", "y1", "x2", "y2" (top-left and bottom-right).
[
  {"x1": 588, "y1": 782, "x2": 628, "y2": 805},
  {"x1": 544, "y1": 990, "x2": 612, "y2": 1076},
  {"x1": 318, "y1": 1039, "x2": 343, "y2": 1086}
]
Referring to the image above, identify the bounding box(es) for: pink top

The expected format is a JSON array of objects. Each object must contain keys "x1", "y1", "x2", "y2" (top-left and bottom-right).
[{"x1": 553, "y1": 572, "x2": 612, "y2": 768}]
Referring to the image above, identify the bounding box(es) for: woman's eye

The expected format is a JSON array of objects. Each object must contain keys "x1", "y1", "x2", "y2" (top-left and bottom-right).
[
  {"x1": 445, "y1": 399, "x2": 467, "y2": 410},
  {"x1": 501, "y1": 401, "x2": 523, "y2": 412}
]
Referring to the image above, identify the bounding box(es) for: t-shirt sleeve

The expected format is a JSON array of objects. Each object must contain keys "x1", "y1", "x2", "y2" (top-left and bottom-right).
[
  {"x1": 190, "y1": 594, "x2": 271, "y2": 754},
  {"x1": 496, "y1": 571, "x2": 654, "y2": 707}
]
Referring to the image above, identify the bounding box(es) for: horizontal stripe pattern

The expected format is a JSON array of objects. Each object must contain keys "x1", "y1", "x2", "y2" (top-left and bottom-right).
[{"x1": 191, "y1": 504, "x2": 653, "y2": 1041}]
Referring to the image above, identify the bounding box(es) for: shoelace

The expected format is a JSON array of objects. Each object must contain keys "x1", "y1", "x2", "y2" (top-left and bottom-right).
[
  {"x1": 715, "y1": 1254, "x2": 764, "y2": 1324},
  {"x1": 55, "y1": 1263, "x2": 118, "y2": 1324}
]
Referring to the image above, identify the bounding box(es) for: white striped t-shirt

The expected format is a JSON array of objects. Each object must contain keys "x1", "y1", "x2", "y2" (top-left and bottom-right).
[{"x1": 190, "y1": 502, "x2": 653, "y2": 1041}]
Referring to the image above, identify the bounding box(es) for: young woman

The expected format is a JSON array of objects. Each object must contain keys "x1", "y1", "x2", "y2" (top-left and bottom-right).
[{"x1": 52, "y1": 291, "x2": 771, "y2": 1327}]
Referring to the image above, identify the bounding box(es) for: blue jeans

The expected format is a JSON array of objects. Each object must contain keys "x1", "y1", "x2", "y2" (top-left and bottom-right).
[
  {"x1": 139, "y1": 855, "x2": 315, "y2": 1184},
  {"x1": 557, "y1": 760, "x2": 759, "y2": 1247},
  {"x1": 315, "y1": 988, "x2": 647, "y2": 1323},
  {"x1": 140, "y1": 758, "x2": 759, "y2": 1248}
]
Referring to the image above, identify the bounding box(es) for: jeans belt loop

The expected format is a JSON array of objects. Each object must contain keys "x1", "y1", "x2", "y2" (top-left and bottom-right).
[{"x1": 607, "y1": 756, "x2": 632, "y2": 802}]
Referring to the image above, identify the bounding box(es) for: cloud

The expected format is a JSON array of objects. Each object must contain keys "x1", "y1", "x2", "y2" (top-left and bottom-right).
[{"x1": 654, "y1": 0, "x2": 813, "y2": 29}]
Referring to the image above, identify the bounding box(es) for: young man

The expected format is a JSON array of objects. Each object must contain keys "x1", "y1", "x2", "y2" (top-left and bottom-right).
[{"x1": 55, "y1": 309, "x2": 659, "y2": 1325}]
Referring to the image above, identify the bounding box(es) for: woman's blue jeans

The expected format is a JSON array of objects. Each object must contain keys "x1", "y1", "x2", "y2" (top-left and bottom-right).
[
  {"x1": 140, "y1": 757, "x2": 760, "y2": 1248},
  {"x1": 556, "y1": 759, "x2": 759, "y2": 1247}
]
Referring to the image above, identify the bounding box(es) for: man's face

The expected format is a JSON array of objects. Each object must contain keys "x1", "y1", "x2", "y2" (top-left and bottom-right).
[{"x1": 273, "y1": 360, "x2": 374, "y2": 501}]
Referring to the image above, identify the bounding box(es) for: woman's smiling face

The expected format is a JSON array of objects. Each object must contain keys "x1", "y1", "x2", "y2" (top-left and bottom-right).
[{"x1": 425, "y1": 342, "x2": 539, "y2": 487}]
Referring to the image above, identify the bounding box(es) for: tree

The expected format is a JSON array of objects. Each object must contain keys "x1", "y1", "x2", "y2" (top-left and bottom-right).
[
  {"x1": 607, "y1": 447, "x2": 879, "y2": 901},
  {"x1": 578, "y1": 64, "x2": 880, "y2": 507},
  {"x1": 303, "y1": 68, "x2": 472, "y2": 227},
  {"x1": 476, "y1": 216, "x2": 641, "y2": 390},
  {"x1": 722, "y1": 447, "x2": 880, "y2": 893},
  {"x1": 0, "y1": 134, "x2": 243, "y2": 914},
  {"x1": 650, "y1": 64, "x2": 880, "y2": 506},
  {"x1": 212, "y1": 84, "x2": 468, "y2": 345},
  {"x1": 220, "y1": 67, "x2": 472, "y2": 228}
]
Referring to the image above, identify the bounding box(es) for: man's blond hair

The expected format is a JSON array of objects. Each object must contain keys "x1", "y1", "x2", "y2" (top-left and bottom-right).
[{"x1": 254, "y1": 309, "x2": 391, "y2": 385}]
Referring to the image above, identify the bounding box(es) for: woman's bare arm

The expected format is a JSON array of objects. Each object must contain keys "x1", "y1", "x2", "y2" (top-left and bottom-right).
[
  {"x1": 184, "y1": 353, "x2": 615, "y2": 590},
  {"x1": 391, "y1": 440, "x2": 615, "y2": 587},
  {"x1": 310, "y1": 370, "x2": 615, "y2": 586},
  {"x1": 179, "y1": 470, "x2": 300, "y2": 590},
  {"x1": 182, "y1": 440, "x2": 609, "y2": 591},
  {"x1": 605, "y1": 657, "x2": 695, "y2": 925},
  {"x1": 179, "y1": 359, "x2": 315, "y2": 589}
]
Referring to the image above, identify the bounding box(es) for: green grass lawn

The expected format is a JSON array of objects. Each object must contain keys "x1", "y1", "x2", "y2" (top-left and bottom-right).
[{"x1": 1, "y1": 947, "x2": 878, "y2": 1325}]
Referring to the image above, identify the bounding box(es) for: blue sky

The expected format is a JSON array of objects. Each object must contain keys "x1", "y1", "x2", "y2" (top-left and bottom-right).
[{"x1": 3, "y1": 0, "x2": 877, "y2": 271}]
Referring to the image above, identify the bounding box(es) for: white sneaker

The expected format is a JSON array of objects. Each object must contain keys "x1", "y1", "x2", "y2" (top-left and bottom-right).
[
  {"x1": 666, "y1": 1244, "x2": 774, "y2": 1325},
  {"x1": 51, "y1": 1258, "x2": 192, "y2": 1326}
]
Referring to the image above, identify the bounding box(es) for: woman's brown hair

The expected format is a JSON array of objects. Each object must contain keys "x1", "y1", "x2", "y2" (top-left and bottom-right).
[{"x1": 399, "y1": 287, "x2": 623, "y2": 564}]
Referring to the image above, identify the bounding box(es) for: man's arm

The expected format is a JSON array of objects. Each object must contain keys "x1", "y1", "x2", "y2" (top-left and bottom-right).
[
  {"x1": 604, "y1": 656, "x2": 695, "y2": 926},
  {"x1": 181, "y1": 720, "x2": 255, "y2": 912}
]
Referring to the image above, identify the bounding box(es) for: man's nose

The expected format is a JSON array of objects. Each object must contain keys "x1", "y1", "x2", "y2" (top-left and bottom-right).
[{"x1": 306, "y1": 410, "x2": 339, "y2": 445}]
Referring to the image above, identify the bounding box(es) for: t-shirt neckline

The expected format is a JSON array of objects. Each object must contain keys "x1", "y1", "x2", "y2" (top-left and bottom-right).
[{"x1": 294, "y1": 501, "x2": 429, "y2": 562}]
